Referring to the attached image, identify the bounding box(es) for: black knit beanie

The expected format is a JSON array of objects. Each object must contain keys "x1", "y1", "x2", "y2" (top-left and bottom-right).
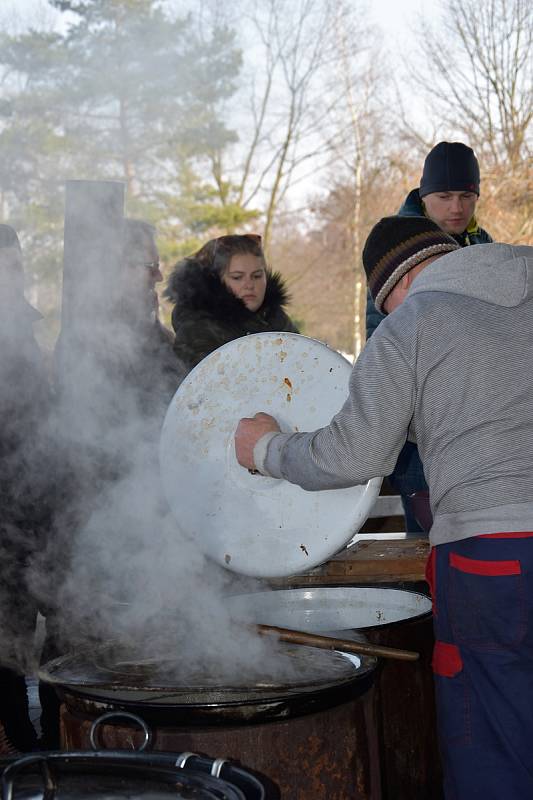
[
  {"x1": 419, "y1": 142, "x2": 480, "y2": 198},
  {"x1": 363, "y1": 216, "x2": 460, "y2": 314}
]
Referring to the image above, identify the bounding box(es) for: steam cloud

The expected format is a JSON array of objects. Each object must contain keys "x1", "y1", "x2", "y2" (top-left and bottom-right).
[{"x1": 1, "y1": 187, "x2": 301, "y2": 689}]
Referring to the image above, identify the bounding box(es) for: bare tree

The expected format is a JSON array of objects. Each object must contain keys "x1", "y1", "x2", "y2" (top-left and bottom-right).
[
  {"x1": 204, "y1": 0, "x2": 357, "y2": 248},
  {"x1": 416, "y1": 0, "x2": 531, "y2": 167},
  {"x1": 410, "y1": 0, "x2": 532, "y2": 241},
  {"x1": 271, "y1": 23, "x2": 407, "y2": 356},
  {"x1": 327, "y1": 2, "x2": 384, "y2": 355}
]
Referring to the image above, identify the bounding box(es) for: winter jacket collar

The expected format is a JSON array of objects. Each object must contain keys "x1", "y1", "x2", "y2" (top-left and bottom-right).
[
  {"x1": 398, "y1": 188, "x2": 492, "y2": 245},
  {"x1": 166, "y1": 258, "x2": 292, "y2": 330}
]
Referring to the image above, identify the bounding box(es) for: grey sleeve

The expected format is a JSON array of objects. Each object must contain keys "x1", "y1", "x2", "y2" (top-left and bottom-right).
[{"x1": 262, "y1": 332, "x2": 417, "y2": 490}]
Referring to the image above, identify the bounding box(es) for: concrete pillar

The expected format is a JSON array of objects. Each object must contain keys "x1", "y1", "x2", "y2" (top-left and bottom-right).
[{"x1": 61, "y1": 180, "x2": 125, "y2": 335}]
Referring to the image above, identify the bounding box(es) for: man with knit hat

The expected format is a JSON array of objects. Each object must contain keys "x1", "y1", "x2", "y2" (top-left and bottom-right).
[
  {"x1": 367, "y1": 141, "x2": 493, "y2": 534},
  {"x1": 235, "y1": 215, "x2": 533, "y2": 799},
  {"x1": 402, "y1": 140, "x2": 491, "y2": 243}
]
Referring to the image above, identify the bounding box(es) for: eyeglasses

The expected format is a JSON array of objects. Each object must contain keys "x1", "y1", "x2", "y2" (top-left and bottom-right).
[{"x1": 142, "y1": 260, "x2": 161, "y2": 275}]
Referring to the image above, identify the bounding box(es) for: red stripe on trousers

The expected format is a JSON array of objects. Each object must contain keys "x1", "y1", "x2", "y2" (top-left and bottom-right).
[{"x1": 450, "y1": 551, "x2": 521, "y2": 576}]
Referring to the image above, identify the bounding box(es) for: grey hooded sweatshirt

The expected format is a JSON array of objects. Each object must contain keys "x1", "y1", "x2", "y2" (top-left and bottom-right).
[{"x1": 254, "y1": 243, "x2": 533, "y2": 546}]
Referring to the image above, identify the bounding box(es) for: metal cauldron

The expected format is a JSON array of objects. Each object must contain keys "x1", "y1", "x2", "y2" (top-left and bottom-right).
[
  {"x1": 39, "y1": 641, "x2": 381, "y2": 799},
  {"x1": 226, "y1": 585, "x2": 441, "y2": 800}
]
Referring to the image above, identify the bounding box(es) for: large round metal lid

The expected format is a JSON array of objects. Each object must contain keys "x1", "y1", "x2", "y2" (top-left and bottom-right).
[
  {"x1": 39, "y1": 642, "x2": 370, "y2": 705},
  {"x1": 226, "y1": 587, "x2": 433, "y2": 632},
  {"x1": 0, "y1": 753, "x2": 253, "y2": 800},
  {"x1": 159, "y1": 332, "x2": 381, "y2": 578}
]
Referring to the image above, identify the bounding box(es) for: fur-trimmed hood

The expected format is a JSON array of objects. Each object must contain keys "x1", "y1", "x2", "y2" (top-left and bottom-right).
[
  {"x1": 165, "y1": 257, "x2": 293, "y2": 329},
  {"x1": 165, "y1": 257, "x2": 298, "y2": 372}
]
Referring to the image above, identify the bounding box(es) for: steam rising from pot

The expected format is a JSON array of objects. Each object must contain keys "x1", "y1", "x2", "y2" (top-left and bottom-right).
[{"x1": 1, "y1": 180, "x2": 297, "y2": 684}]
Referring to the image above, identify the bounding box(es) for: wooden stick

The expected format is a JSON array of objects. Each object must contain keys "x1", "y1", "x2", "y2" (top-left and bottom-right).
[{"x1": 256, "y1": 624, "x2": 419, "y2": 662}]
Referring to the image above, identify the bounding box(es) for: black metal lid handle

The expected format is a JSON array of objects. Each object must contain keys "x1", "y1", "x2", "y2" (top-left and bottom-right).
[
  {"x1": 210, "y1": 757, "x2": 229, "y2": 778},
  {"x1": 175, "y1": 752, "x2": 197, "y2": 768},
  {"x1": 89, "y1": 711, "x2": 152, "y2": 752},
  {"x1": 2, "y1": 755, "x2": 55, "y2": 800}
]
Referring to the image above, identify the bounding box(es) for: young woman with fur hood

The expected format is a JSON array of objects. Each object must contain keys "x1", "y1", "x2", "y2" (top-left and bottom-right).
[{"x1": 165, "y1": 234, "x2": 299, "y2": 372}]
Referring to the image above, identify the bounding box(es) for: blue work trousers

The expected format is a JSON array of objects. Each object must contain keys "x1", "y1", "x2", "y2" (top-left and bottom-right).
[{"x1": 427, "y1": 534, "x2": 533, "y2": 799}]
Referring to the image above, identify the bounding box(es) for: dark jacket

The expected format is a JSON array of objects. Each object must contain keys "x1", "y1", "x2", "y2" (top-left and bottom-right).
[
  {"x1": 119, "y1": 318, "x2": 183, "y2": 422},
  {"x1": 166, "y1": 262, "x2": 299, "y2": 372},
  {"x1": 0, "y1": 312, "x2": 52, "y2": 668},
  {"x1": 0, "y1": 315, "x2": 51, "y2": 544}
]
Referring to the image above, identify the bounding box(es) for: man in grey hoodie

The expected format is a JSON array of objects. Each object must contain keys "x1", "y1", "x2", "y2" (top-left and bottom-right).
[{"x1": 235, "y1": 215, "x2": 533, "y2": 800}]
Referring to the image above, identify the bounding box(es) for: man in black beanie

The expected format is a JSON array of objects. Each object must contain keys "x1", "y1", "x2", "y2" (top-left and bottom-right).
[
  {"x1": 366, "y1": 142, "x2": 492, "y2": 535},
  {"x1": 235, "y1": 215, "x2": 533, "y2": 799}
]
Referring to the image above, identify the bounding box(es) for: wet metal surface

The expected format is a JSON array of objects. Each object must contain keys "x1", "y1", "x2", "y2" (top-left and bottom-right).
[{"x1": 40, "y1": 642, "x2": 376, "y2": 725}]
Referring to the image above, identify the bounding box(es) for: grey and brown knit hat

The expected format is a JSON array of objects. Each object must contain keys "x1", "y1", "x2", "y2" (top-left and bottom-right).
[{"x1": 363, "y1": 216, "x2": 460, "y2": 314}]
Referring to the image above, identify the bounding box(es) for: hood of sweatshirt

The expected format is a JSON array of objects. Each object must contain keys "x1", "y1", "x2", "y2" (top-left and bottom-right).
[{"x1": 408, "y1": 242, "x2": 533, "y2": 309}]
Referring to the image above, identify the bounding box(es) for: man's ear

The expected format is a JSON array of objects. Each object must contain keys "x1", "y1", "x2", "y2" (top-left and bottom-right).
[{"x1": 399, "y1": 271, "x2": 413, "y2": 290}]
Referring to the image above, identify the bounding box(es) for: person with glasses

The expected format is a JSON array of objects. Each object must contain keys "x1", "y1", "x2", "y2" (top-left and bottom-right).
[
  {"x1": 165, "y1": 234, "x2": 298, "y2": 373},
  {"x1": 113, "y1": 218, "x2": 183, "y2": 415},
  {"x1": 121, "y1": 219, "x2": 165, "y2": 325}
]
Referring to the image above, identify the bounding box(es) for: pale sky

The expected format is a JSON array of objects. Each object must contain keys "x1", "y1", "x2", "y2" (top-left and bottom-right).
[
  {"x1": 368, "y1": 0, "x2": 431, "y2": 46},
  {"x1": 4, "y1": 0, "x2": 437, "y2": 45},
  {"x1": 2, "y1": 0, "x2": 440, "y2": 201}
]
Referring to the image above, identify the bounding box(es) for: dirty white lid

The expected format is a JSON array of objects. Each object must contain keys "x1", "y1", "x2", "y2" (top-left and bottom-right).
[{"x1": 159, "y1": 332, "x2": 382, "y2": 578}]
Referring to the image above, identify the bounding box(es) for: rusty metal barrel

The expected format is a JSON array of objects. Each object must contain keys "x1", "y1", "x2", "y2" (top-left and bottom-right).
[
  {"x1": 226, "y1": 584, "x2": 442, "y2": 800},
  {"x1": 41, "y1": 643, "x2": 382, "y2": 800}
]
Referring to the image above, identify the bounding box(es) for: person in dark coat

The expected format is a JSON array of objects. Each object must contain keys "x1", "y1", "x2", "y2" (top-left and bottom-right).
[
  {"x1": 165, "y1": 234, "x2": 298, "y2": 373},
  {"x1": 117, "y1": 218, "x2": 184, "y2": 418},
  {"x1": 365, "y1": 142, "x2": 493, "y2": 534},
  {"x1": 38, "y1": 218, "x2": 184, "y2": 750},
  {"x1": 0, "y1": 224, "x2": 51, "y2": 753}
]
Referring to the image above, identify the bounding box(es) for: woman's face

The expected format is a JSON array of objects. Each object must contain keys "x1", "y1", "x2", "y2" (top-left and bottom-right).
[{"x1": 222, "y1": 253, "x2": 267, "y2": 312}]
